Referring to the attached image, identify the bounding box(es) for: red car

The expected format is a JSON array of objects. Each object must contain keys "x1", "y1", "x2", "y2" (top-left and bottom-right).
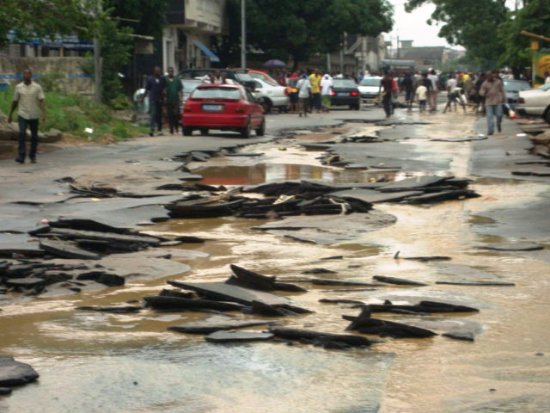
[{"x1": 181, "y1": 84, "x2": 266, "y2": 138}]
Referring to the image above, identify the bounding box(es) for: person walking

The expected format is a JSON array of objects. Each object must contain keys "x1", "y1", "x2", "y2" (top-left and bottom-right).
[
  {"x1": 320, "y1": 73, "x2": 333, "y2": 112},
  {"x1": 379, "y1": 71, "x2": 394, "y2": 119},
  {"x1": 297, "y1": 74, "x2": 311, "y2": 117},
  {"x1": 427, "y1": 69, "x2": 439, "y2": 111},
  {"x1": 480, "y1": 71, "x2": 506, "y2": 135},
  {"x1": 309, "y1": 69, "x2": 322, "y2": 113},
  {"x1": 415, "y1": 81, "x2": 428, "y2": 113},
  {"x1": 143, "y1": 66, "x2": 166, "y2": 136},
  {"x1": 287, "y1": 72, "x2": 299, "y2": 113},
  {"x1": 8, "y1": 69, "x2": 45, "y2": 164},
  {"x1": 164, "y1": 67, "x2": 183, "y2": 135},
  {"x1": 442, "y1": 74, "x2": 466, "y2": 113},
  {"x1": 401, "y1": 72, "x2": 415, "y2": 112}
]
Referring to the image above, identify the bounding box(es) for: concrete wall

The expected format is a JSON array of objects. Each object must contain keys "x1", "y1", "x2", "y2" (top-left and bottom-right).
[
  {"x1": 185, "y1": 0, "x2": 225, "y2": 32},
  {"x1": 0, "y1": 56, "x2": 94, "y2": 94}
]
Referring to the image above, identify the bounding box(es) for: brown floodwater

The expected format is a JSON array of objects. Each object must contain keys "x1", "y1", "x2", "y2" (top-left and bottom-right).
[{"x1": 2, "y1": 118, "x2": 550, "y2": 412}]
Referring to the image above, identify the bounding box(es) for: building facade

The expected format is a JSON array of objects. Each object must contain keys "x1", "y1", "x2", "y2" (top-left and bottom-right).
[{"x1": 164, "y1": 0, "x2": 225, "y2": 71}]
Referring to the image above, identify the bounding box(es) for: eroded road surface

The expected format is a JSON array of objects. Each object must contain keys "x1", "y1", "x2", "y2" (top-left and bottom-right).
[{"x1": 1, "y1": 108, "x2": 549, "y2": 413}]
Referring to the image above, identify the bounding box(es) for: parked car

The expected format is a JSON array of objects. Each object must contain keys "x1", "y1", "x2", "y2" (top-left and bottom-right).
[
  {"x1": 251, "y1": 78, "x2": 289, "y2": 113},
  {"x1": 517, "y1": 83, "x2": 550, "y2": 124},
  {"x1": 182, "y1": 79, "x2": 203, "y2": 104},
  {"x1": 358, "y1": 76, "x2": 382, "y2": 104},
  {"x1": 330, "y1": 78, "x2": 361, "y2": 110},
  {"x1": 247, "y1": 69, "x2": 279, "y2": 86},
  {"x1": 181, "y1": 84, "x2": 265, "y2": 138},
  {"x1": 178, "y1": 69, "x2": 257, "y2": 91},
  {"x1": 503, "y1": 79, "x2": 531, "y2": 110}
]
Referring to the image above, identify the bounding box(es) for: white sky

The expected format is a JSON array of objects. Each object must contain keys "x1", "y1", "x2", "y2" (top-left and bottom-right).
[
  {"x1": 388, "y1": 0, "x2": 518, "y2": 48},
  {"x1": 388, "y1": 0, "x2": 448, "y2": 47}
]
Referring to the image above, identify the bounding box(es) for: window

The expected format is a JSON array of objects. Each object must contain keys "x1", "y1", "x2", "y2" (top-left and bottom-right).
[{"x1": 192, "y1": 87, "x2": 241, "y2": 100}]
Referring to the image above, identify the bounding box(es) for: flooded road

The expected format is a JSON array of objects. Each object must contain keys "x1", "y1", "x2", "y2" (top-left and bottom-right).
[{"x1": 1, "y1": 113, "x2": 550, "y2": 412}]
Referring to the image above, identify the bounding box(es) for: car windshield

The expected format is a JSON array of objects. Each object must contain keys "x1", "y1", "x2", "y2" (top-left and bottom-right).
[
  {"x1": 333, "y1": 79, "x2": 357, "y2": 88},
  {"x1": 235, "y1": 73, "x2": 255, "y2": 82},
  {"x1": 360, "y1": 78, "x2": 381, "y2": 87},
  {"x1": 541, "y1": 83, "x2": 550, "y2": 91},
  {"x1": 191, "y1": 87, "x2": 241, "y2": 100},
  {"x1": 249, "y1": 73, "x2": 279, "y2": 87},
  {"x1": 503, "y1": 80, "x2": 531, "y2": 91},
  {"x1": 182, "y1": 80, "x2": 201, "y2": 91}
]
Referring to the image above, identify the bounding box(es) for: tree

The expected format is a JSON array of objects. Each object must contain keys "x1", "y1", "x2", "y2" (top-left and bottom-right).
[
  {"x1": 104, "y1": 0, "x2": 168, "y2": 39},
  {"x1": 223, "y1": 0, "x2": 393, "y2": 69},
  {"x1": 498, "y1": 0, "x2": 550, "y2": 74},
  {"x1": 405, "y1": 0, "x2": 508, "y2": 69},
  {"x1": 0, "y1": 0, "x2": 95, "y2": 47}
]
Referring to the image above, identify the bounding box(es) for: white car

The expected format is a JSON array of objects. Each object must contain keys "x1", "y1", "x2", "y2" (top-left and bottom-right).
[
  {"x1": 358, "y1": 76, "x2": 382, "y2": 104},
  {"x1": 517, "y1": 83, "x2": 550, "y2": 124},
  {"x1": 251, "y1": 78, "x2": 289, "y2": 113}
]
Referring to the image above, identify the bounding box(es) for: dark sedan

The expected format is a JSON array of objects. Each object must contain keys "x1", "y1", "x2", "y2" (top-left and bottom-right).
[{"x1": 330, "y1": 79, "x2": 361, "y2": 110}]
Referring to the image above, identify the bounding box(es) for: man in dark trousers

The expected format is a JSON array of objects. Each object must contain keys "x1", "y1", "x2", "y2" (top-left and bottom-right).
[
  {"x1": 164, "y1": 67, "x2": 183, "y2": 135},
  {"x1": 8, "y1": 69, "x2": 46, "y2": 164},
  {"x1": 143, "y1": 66, "x2": 166, "y2": 136},
  {"x1": 379, "y1": 71, "x2": 394, "y2": 119}
]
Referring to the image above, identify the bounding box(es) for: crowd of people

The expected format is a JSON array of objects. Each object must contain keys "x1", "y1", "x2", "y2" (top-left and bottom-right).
[
  {"x1": 379, "y1": 69, "x2": 513, "y2": 135},
  {"x1": 138, "y1": 64, "x2": 541, "y2": 138}
]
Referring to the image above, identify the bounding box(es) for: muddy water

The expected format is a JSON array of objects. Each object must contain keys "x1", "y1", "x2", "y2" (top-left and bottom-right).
[{"x1": 2, "y1": 117, "x2": 550, "y2": 412}]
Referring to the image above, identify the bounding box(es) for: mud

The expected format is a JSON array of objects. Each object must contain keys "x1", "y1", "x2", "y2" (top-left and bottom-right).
[{"x1": 1, "y1": 110, "x2": 549, "y2": 412}]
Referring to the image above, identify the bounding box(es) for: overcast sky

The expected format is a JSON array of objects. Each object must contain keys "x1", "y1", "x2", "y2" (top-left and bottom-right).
[
  {"x1": 387, "y1": 0, "x2": 448, "y2": 47},
  {"x1": 388, "y1": 0, "x2": 518, "y2": 48}
]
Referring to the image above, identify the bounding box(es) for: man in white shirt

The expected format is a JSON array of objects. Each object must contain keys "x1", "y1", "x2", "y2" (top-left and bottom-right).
[
  {"x1": 296, "y1": 74, "x2": 311, "y2": 117},
  {"x1": 8, "y1": 69, "x2": 46, "y2": 164},
  {"x1": 415, "y1": 83, "x2": 428, "y2": 112}
]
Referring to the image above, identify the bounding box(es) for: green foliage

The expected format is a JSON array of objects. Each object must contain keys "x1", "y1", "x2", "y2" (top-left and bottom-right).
[
  {"x1": 109, "y1": 95, "x2": 133, "y2": 111},
  {"x1": 405, "y1": 0, "x2": 550, "y2": 72},
  {"x1": 98, "y1": 17, "x2": 133, "y2": 103},
  {"x1": 405, "y1": 0, "x2": 507, "y2": 69},
  {"x1": 0, "y1": 88, "x2": 146, "y2": 141},
  {"x1": 1, "y1": 1, "x2": 169, "y2": 106},
  {"x1": 224, "y1": 0, "x2": 393, "y2": 68},
  {"x1": 104, "y1": 0, "x2": 168, "y2": 38},
  {"x1": 37, "y1": 73, "x2": 65, "y2": 93},
  {"x1": 0, "y1": 0, "x2": 95, "y2": 47},
  {"x1": 498, "y1": 0, "x2": 550, "y2": 70}
]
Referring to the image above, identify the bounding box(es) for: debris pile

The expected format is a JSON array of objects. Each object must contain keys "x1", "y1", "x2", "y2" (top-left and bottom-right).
[
  {"x1": 0, "y1": 219, "x2": 196, "y2": 296},
  {"x1": 137, "y1": 264, "x2": 488, "y2": 349}
]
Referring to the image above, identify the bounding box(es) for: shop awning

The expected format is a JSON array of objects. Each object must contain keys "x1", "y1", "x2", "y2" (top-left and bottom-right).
[{"x1": 193, "y1": 40, "x2": 220, "y2": 63}]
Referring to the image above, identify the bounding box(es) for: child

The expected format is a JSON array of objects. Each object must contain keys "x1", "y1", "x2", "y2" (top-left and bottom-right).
[{"x1": 415, "y1": 83, "x2": 428, "y2": 113}]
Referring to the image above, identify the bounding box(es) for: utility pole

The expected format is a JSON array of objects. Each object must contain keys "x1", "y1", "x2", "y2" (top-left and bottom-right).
[
  {"x1": 241, "y1": 0, "x2": 246, "y2": 69},
  {"x1": 94, "y1": 38, "x2": 102, "y2": 103},
  {"x1": 94, "y1": 0, "x2": 102, "y2": 103}
]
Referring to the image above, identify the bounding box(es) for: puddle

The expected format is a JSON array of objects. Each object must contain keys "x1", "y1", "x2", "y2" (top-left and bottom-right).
[
  {"x1": 195, "y1": 163, "x2": 401, "y2": 186},
  {"x1": 2, "y1": 115, "x2": 550, "y2": 413}
]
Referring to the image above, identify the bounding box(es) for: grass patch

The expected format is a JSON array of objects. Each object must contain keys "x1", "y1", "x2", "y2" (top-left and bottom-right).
[{"x1": 0, "y1": 87, "x2": 147, "y2": 141}]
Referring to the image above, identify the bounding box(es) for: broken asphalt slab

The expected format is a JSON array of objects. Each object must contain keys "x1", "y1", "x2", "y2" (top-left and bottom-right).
[
  {"x1": 255, "y1": 211, "x2": 397, "y2": 244},
  {"x1": 167, "y1": 281, "x2": 293, "y2": 307},
  {"x1": 0, "y1": 356, "x2": 39, "y2": 388}
]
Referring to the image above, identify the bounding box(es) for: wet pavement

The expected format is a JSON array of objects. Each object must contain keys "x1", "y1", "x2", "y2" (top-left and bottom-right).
[{"x1": 1, "y1": 106, "x2": 549, "y2": 412}]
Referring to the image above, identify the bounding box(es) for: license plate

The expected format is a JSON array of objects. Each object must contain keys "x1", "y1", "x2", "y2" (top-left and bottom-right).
[
  {"x1": 338, "y1": 92, "x2": 348, "y2": 96},
  {"x1": 202, "y1": 104, "x2": 223, "y2": 112}
]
